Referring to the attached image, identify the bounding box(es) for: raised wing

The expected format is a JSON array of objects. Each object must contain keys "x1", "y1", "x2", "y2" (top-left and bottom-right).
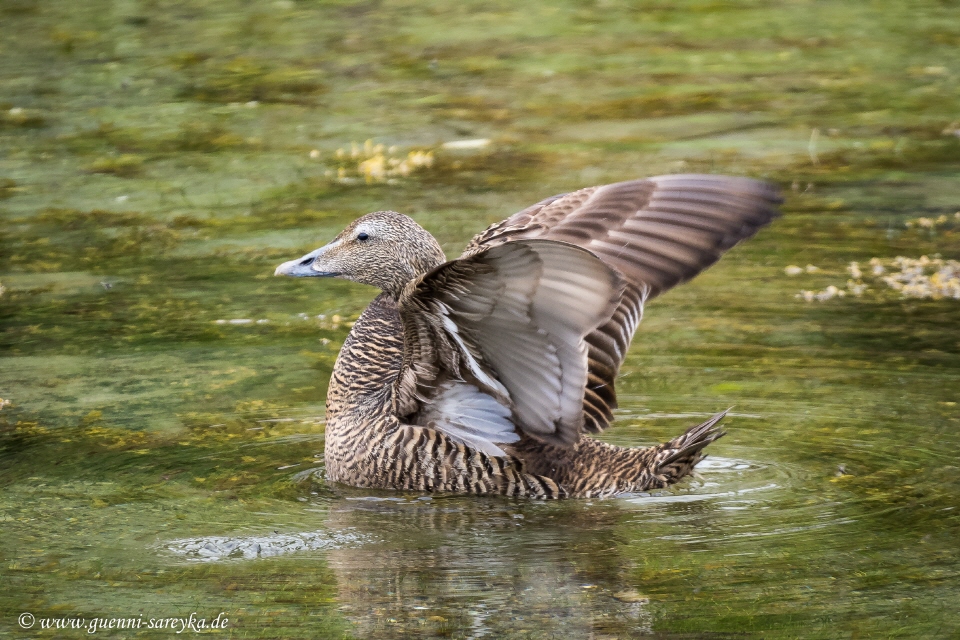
[
  {"x1": 397, "y1": 239, "x2": 623, "y2": 453},
  {"x1": 465, "y1": 174, "x2": 782, "y2": 432}
]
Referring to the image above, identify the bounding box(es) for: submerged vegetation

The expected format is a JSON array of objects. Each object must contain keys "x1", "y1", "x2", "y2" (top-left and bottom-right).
[
  {"x1": 1, "y1": 0, "x2": 959, "y2": 637},
  {"x1": 177, "y1": 56, "x2": 327, "y2": 105},
  {"x1": 1, "y1": 106, "x2": 47, "y2": 129},
  {"x1": 65, "y1": 121, "x2": 252, "y2": 156},
  {"x1": 84, "y1": 154, "x2": 146, "y2": 177}
]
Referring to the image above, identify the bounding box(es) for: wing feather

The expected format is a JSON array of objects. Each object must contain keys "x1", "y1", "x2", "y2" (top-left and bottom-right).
[
  {"x1": 398, "y1": 239, "x2": 623, "y2": 451},
  {"x1": 465, "y1": 174, "x2": 781, "y2": 433}
]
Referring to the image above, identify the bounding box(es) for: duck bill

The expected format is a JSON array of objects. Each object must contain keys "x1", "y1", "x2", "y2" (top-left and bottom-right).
[{"x1": 274, "y1": 243, "x2": 340, "y2": 278}]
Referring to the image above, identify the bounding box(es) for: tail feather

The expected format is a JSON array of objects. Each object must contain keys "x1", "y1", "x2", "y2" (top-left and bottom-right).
[{"x1": 655, "y1": 409, "x2": 729, "y2": 474}]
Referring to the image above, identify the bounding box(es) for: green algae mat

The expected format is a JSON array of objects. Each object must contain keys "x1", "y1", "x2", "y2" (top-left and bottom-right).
[{"x1": 2, "y1": 0, "x2": 959, "y2": 637}]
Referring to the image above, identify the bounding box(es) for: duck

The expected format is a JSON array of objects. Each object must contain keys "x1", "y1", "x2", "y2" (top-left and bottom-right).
[{"x1": 275, "y1": 174, "x2": 781, "y2": 498}]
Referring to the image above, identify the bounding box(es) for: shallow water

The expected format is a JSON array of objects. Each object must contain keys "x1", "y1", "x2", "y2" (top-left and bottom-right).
[{"x1": 2, "y1": 0, "x2": 960, "y2": 637}]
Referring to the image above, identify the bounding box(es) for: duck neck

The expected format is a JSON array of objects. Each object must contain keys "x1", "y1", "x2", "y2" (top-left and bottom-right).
[{"x1": 380, "y1": 236, "x2": 446, "y2": 298}]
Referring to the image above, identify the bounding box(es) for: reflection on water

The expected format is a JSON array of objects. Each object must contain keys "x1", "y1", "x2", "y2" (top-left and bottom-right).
[{"x1": 301, "y1": 494, "x2": 657, "y2": 638}]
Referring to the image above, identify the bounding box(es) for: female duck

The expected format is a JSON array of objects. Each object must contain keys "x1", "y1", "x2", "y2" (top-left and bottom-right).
[{"x1": 275, "y1": 175, "x2": 780, "y2": 498}]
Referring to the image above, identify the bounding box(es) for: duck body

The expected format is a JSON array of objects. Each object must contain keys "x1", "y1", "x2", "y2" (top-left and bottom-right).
[
  {"x1": 277, "y1": 175, "x2": 781, "y2": 499},
  {"x1": 324, "y1": 293, "x2": 726, "y2": 498},
  {"x1": 323, "y1": 293, "x2": 566, "y2": 497}
]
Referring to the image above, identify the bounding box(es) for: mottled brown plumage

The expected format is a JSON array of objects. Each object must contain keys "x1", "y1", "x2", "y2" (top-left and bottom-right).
[{"x1": 275, "y1": 175, "x2": 781, "y2": 498}]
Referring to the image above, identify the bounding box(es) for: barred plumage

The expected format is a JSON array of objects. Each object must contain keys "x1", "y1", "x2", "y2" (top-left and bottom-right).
[{"x1": 276, "y1": 175, "x2": 781, "y2": 498}]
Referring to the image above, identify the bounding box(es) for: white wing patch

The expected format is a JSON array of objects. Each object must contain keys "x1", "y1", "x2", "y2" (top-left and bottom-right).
[{"x1": 418, "y1": 381, "x2": 518, "y2": 456}]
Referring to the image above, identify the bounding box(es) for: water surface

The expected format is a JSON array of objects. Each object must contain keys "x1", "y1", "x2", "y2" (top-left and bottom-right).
[{"x1": 2, "y1": 0, "x2": 959, "y2": 637}]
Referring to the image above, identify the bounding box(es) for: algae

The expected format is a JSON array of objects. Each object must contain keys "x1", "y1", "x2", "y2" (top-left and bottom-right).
[{"x1": 1, "y1": 0, "x2": 959, "y2": 637}]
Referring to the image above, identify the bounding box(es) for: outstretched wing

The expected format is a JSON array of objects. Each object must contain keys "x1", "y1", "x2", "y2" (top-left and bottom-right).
[
  {"x1": 465, "y1": 174, "x2": 782, "y2": 432},
  {"x1": 397, "y1": 239, "x2": 624, "y2": 454}
]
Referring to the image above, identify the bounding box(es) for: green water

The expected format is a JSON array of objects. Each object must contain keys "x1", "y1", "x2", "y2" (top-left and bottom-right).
[{"x1": 2, "y1": 0, "x2": 959, "y2": 637}]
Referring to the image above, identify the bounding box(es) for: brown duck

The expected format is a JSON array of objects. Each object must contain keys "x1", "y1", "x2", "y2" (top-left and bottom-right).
[{"x1": 275, "y1": 175, "x2": 780, "y2": 498}]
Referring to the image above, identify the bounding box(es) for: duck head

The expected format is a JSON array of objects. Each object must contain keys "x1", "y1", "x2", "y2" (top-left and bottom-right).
[{"x1": 274, "y1": 210, "x2": 447, "y2": 297}]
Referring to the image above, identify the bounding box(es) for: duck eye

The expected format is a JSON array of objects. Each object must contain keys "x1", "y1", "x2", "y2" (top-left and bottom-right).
[{"x1": 356, "y1": 232, "x2": 369, "y2": 241}]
